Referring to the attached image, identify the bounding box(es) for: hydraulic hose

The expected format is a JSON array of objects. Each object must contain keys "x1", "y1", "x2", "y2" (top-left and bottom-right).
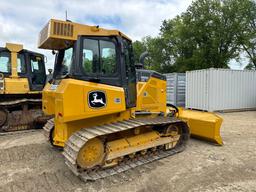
[{"x1": 167, "y1": 103, "x2": 179, "y2": 116}]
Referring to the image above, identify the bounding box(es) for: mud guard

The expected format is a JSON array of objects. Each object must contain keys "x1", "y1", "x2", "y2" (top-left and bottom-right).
[{"x1": 176, "y1": 108, "x2": 223, "y2": 145}]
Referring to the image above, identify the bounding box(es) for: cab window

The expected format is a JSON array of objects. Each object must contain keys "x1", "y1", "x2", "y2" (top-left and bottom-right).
[
  {"x1": 0, "y1": 52, "x2": 26, "y2": 74},
  {"x1": 0, "y1": 51, "x2": 11, "y2": 73},
  {"x1": 52, "y1": 47, "x2": 74, "y2": 79},
  {"x1": 62, "y1": 47, "x2": 73, "y2": 75},
  {"x1": 17, "y1": 53, "x2": 26, "y2": 73},
  {"x1": 82, "y1": 39, "x2": 99, "y2": 74},
  {"x1": 31, "y1": 57, "x2": 41, "y2": 72},
  {"x1": 82, "y1": 38, "x2": 117, "y2": 75},
  {"x1": 100, "y1": 40, "x2": 116, "y2": 74}
]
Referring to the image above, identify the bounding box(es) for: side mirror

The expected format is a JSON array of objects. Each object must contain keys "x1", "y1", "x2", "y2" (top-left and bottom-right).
[{"x1": 48, "y1": 69, "x2": 53, "y2": 74}]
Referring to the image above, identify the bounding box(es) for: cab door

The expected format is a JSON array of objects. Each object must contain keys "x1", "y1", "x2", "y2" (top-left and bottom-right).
[{"x1": 78, "y1": 36, "x2": 122, "y2": 87}]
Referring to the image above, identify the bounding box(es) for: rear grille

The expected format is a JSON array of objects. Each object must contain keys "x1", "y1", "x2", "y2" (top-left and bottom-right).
[{"x1": 53, "y1": 22, "x2": 74, "y2": 37}]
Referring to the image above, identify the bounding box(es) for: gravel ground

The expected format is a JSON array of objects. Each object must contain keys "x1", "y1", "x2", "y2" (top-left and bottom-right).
[{"x1": 0, "y1": 111, "x2": 255, "y2": 192}]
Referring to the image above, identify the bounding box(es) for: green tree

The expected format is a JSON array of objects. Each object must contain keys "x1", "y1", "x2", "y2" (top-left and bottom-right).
[
  {"x1": 133, "y1": 37, "x2": 171, "y2": 72},
  {"x1": 132, "y1": 40, "x2": 146, "y2": 63},
  {"x1": 135, "y1": 0, "x2": 256, "y2": 73},
  {"x1": 160, "y1": 0, "x2": 242, "y2": 72},
  {"x1": 245, "y1": 62, "x2": 255, "y2": 70},
  {"x1": 227, "y1": 0, "x2": 256, "y2": 68}
]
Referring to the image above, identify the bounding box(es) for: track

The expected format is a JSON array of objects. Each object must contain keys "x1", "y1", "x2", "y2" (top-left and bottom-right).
[
  {"x1": 43, "y1": 117, "x2": 189, "y2": 181},
  {"x1": 0, "y1": 129, "x2": 38, "y2": 137},
  {"x1": 78, "y1": 141, "x2": 185, "y2": 181},
  {"x1": 0, "y1": 98, "x2": 49, "y2": 132},
  {"x1": 0, "y1": 98, "x2": 41, "y2": 106},
  {"x1": 43, "y1": 118, "x2": 54, "y2": 144}
]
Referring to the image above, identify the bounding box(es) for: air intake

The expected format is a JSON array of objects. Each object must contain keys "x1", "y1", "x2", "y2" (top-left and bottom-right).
[
  {"x1": 38, "y1": 19, "x2": 76, "y2": 50},
  {"x1": 53, "y1": 21, "x2": 74, "y2": 37}
]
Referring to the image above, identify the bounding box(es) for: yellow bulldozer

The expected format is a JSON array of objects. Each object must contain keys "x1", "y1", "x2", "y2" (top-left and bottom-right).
[
  {"x1": 39, "y1": 19, "x2": 223, "y2": 181},
  {"x1": 0, "y1": 43, "x2": 49, "y2": 131}
]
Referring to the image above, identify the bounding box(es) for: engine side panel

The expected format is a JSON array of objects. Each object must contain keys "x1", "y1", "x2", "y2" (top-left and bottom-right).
[
  {"x1": 43, "y1": 78, "x2": 132, "y2": 146},
  {"x1": 2, "y1": 78, "x2": 30, "y2": 94},
  {"x1": 136, "y1": 77, "x2": 167, "y2": 113},
  {"x1": 43, "y1": 78, "x2": 127, "y2": 122}
]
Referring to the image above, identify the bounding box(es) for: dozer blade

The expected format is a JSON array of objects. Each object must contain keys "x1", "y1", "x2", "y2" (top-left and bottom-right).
[{"x1": 177, "y1": 108, "x2": 223, "y2": 145}]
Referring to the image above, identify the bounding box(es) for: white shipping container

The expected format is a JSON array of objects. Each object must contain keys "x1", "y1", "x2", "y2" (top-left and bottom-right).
[
  {"x1": 165, "y1": 73, "x2": 186, "y2": 107},
  {"x1": 186, "y1": 68, "x2": 256, "y2": 112}
]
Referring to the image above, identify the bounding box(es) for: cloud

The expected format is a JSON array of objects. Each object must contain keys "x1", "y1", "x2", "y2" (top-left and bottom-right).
[{"x1": 0, "y1": 0, "x2": 192, "y2": 70}]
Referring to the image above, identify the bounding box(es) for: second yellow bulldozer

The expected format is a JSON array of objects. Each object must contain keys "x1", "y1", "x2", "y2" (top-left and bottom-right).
[
  {"x1": 0, "y1": 43, "x2": 49, "y2": 131},
  {"x1": 39, "y1": 19, "x2": 223, "y2": 181}
]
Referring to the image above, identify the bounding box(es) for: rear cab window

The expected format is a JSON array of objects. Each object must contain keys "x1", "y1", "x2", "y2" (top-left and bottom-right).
[
  {"x1": 0, "y1": 51, "x2": 11, "y2": 73},
  {"x1": 0, "y1": 51, "x2": 26, "y2": 74}
]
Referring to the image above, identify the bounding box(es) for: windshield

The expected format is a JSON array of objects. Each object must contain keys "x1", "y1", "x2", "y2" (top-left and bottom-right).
[{"x1": 53, "y1": 47, "x2": 73, "y2": 79}]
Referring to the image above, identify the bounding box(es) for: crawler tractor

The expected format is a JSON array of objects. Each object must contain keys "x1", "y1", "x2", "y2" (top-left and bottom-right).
[
  {"x1": 39, "y1": 19, "x2": 223, "y2": 181},
  {"x1": 0, "y1": 43, "x2": 48, "y2": 131}
]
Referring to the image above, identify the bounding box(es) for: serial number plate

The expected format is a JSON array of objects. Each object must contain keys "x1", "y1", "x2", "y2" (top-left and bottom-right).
[{"x1": 50, "y1": 84, "x2": 58, "y2": 90}]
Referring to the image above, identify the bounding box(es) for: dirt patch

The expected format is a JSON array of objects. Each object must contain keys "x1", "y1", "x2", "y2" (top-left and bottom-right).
[{"x1": 0, "y1": 112, "x2": 256, "y2": 192}]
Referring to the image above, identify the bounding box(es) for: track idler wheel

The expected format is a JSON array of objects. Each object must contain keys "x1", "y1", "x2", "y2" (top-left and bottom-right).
[
  {"x1": 164, "y1": 124, "x2": 180, "y2": 137},
  {"x1": 77, "y1": 138, "x2": 105, "y2": 169},
  {"x1": 163, "y1": 124, "x2": 181, "y2": 150}
]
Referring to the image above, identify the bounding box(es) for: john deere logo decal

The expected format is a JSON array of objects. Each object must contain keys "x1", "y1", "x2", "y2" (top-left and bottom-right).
[{"x1": 88, "y1": 91, "x2": 106, "y2": 108}]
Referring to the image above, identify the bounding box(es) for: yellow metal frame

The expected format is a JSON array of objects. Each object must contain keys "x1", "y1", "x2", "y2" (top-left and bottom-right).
[
  {"x1": 136, "y1": 77, "x2": 166, "y2": 113},
  {"x1": 177, "y1": 108, "x2": 223, "y2": 145}
]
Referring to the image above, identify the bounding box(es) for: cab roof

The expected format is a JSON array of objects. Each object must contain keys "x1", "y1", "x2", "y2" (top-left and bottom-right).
[{"x1": 38, "y1": 19, "x2": 131, "y2": 50}]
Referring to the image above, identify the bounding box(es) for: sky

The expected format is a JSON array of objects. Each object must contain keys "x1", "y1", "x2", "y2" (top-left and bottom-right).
[{"x1": 0, "y1": 0, "x2": 246, "y2": 71}]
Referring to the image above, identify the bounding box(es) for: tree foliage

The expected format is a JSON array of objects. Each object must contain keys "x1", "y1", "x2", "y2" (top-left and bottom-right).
[
  {"x1": 133, "y1": 40, "x2": 146, "y2": 63},
  {"x1": 133, "y1": 0, "x2": 256, "y2": 73},
  {"x1": 229, "y1": 0, "x2": 256, "y2": 68}
]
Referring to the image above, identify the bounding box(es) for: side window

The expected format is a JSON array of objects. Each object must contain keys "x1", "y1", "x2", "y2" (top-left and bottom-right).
[
  {"x1": 17, "y1": 53, "x2": 26, "y2": 73},
  {"x1": 31, "y1": 57, "x2": 40, "y2": 72},
  {"x1": 100, "y1": 40, "x2": 116, "y2": 74},
  {"x1": 82, "y1": 38, "x2": 117, "y2": 75},
  {"x1": 82, "y1": 39, "x2": 99, "y2": 74},
  {"x1": 0, "y1": 52, "x2": 11, "y2": 73},
  {"x1": 62, "y1": 47, "x2": 73, "y2": 75},
  {"x1": 124, "y1": 40, "x2": 135, "y2": 75},
  {"x1": 83, "y1": 49, "x2": 93, "y2": 73}
]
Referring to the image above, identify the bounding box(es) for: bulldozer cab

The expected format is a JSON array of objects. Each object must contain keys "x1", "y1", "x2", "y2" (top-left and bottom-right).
[
  {"x1": 0, "y1": 43, "x2": 46, "y2": 91},
  {"x1": 40, "y1": 20, "x2": 137, "y2": 108}
]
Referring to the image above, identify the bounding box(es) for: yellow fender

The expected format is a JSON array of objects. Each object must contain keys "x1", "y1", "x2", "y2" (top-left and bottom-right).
[{"x1": 177, "y1": 108, "x2": 223, "y2": 145}]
